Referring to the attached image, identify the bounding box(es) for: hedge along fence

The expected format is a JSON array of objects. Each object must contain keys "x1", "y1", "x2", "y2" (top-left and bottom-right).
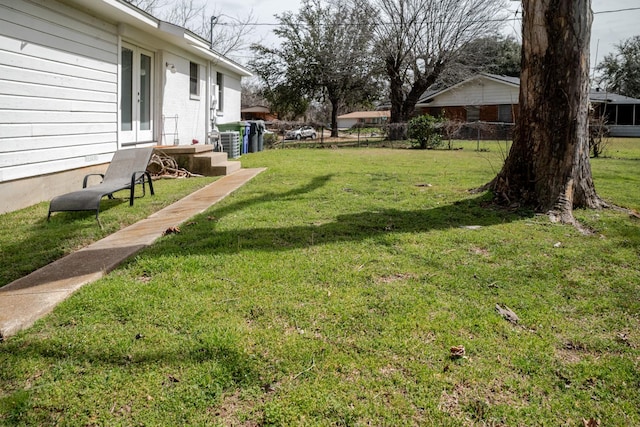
[{"x1": 262, "y1": 119, "x2": 518, "y2": 150}]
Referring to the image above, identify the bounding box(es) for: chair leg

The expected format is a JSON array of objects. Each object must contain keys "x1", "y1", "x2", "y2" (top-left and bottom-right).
[
  {"x1": 130, "y1": 173, "x2": 137, "y2": 206},
  {"x1": 145, "y1": 172, "x2": 155, "y2": 196}
]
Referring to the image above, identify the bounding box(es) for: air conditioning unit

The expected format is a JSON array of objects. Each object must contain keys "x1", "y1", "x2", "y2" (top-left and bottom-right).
[{"x1": 219, "y1": 131, "x2": 240, "y2": 158}]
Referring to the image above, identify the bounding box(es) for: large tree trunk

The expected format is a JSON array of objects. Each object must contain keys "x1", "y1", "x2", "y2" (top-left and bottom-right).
[
  {"x1": 488, "y1": 0, "x2": 604, "y2": 224},
  {"x1": 330, "y1": 96, "x2": 340, "y2": 138}
]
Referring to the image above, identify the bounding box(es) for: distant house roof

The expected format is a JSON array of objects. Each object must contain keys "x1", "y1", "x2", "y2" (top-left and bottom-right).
[
  {"x1": 241, "y1": 106, "x2": 271, "y2": 113},
  {"x1": 338, "y1": 110, "x2": 391, "y2": 119},
  {"x1": 417, "y1": 72, "x2": 640, "y2": 106},
  {"x1": 418, "y1": 73, "x2": 520, "y2": 104},
  {"x1": 588, "y1": 90, "x2": 640, "y2": 104}
]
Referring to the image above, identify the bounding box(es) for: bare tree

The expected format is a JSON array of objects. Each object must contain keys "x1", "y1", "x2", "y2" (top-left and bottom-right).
[
  {"x1": 241, "y1": 81, "x2": 267, "y2": 108},
  {"x1": 124, "y1": 0, "x2": 256, "y2": 57},
  {"x1": 199, "y1": 10, "x2": 258, "y2": 58},
  {"x1": 372, "y1": 0, "x2": 508, "y2": 131},
  {"x1": 162, "y1": 0, "x2": 204, "y2": 27},
  {"x1": 485, "y1": 0, "x2": 604, "y2": 225}
]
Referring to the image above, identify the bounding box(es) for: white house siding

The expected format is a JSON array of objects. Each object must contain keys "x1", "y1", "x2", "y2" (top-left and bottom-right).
[
  {"x1": 0, "y1": 0, "x2": 251, "y2": 214},
  {"x1": 337, "y1": 118, "x2": 358, "y2": 129},
  {"x1": 159, "y1": 54, "x2": 244, "y2": 145},
  {"x1": 428, "y1": 78, "x2": 519, "y2": 107},
  {"x1": 0, "y1": 0, "x2": 119, "y2": 213},
  {"x1": 216, "y1": 67, "x2": 243, "y2": 124},
  {"x1": 0, "y1": 0, "x2": 119, "y2": 185},
  {"x1": 161, "y1": 51, "x2": 208, "y2": 145}
]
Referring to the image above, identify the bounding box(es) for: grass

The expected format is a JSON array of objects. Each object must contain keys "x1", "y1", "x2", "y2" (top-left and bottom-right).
[
  {"x1": 1, "y1": 140, "x2": 640, "y2": 425},
  {"x1": 0, "y1": 176, "x2": 218, "y2": 287}
]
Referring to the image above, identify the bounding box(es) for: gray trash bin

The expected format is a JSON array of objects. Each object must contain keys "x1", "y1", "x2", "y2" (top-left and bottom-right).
[
  {"x1": 247, "y1": 121, "x2": 258, "y2": 153},
  {"x1": 256, "y1": 120, "x2": 265, "y2": 151}
]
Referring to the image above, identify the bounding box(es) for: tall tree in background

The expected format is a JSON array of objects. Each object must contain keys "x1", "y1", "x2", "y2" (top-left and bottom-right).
[
  {"x1": 251, "y1": 0, "x2": 379, "y2": 136},
  {"x1": 595, "y1": 35, "x2": 640, "y2": 99},
  {"x1": 372, "y1": 0, "x2": 508, "y2": 129},
  {"x1": 440, "y1": 34, "x2": 521, "y2": 86},
  {"x1": 248, "y1": 50, "x2": 310, "y2": 120},
  {"x1": 486, "y1": 0, "x2": 604, "y2": 225}
]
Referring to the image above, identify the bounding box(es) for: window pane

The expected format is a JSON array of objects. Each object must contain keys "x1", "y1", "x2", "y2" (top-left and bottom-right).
[
  {"x1": 140, "y1": 54, "x2": 151, "y2": 131},
  {"x1": 217, "y1": 72, "x2": 224, "y2": 111},
  {"x1": 466, "y1": 106, "x2": 479, "y2": 122},
  {"x1": 190, "y1": 62, "x2": 198, "y2": 95},
  {"x1": 121, "y1": 47, "x2": 133, "y2": 131},
  {"x1": 618, "y1": 105, "x2": 634, "y2": 125},
  {"x1": 604, "y1": 104, "x2": 616, "y2": 123},
  {"x1": 498, "y1": 104, "x2": 512, "y2": 123}
]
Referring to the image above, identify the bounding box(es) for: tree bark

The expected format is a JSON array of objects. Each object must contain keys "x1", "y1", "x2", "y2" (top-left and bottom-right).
[
  {"x1": 488, "y1": 0, "x2": 604, "y2": 223},
  {"x1": 329, "y1": 94, "x2": 340, "y2": 138}
]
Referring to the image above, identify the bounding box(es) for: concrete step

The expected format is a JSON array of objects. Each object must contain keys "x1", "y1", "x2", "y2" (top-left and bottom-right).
[
  {"x1": 191, "y1": 152, "x2": 240, "y2": 176},
  {"x1": 155, "y1": 144, "x2": 214, "y2": 155},
  {"x1": 209, "y1": 160, "x2": 242, "y2": 176},
  {"x1": 154, "y1": 146, "x2": 241, "y2": 176}
]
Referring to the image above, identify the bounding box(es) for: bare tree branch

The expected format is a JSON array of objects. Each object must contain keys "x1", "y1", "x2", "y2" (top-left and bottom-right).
[
  {"x1": 124, "y1": 0, "x2": 257, "y2": 58},
  {"x1": 372, "y1": 0, "x2": 509, "y2": 126}
]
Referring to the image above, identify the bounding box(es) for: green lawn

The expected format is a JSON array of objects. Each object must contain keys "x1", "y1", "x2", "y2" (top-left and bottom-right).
[{"x1": 1, "y1": 140, "x2": 639, "y2": 426}]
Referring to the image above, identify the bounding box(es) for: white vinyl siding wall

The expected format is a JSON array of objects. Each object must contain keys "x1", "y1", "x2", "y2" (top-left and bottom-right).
[
  {"x1": 427, "y1": 79, "x2": 520, "y2": 108},
  {"x1": 0, "y1": 0, "x2": 118, "y2": 182}
]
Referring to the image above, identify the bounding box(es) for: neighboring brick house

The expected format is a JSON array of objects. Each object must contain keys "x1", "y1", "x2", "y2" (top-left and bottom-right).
[
  {"x1": 337, "y1": 111, "x2": 391, "y2": 129},
  {"x1": 415, "y1": 73, "x2": 520, "y2": 124},
  {"x1": 415, "y1": 72, "x2": 640, "y2": 138}
]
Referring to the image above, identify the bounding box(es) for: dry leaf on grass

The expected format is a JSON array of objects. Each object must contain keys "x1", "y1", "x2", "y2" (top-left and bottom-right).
[
  {"x1": 495, "y1": 304, "x2": 519, "y2": 324},
  {"x1": 450, "y1": 345, "x2": 466, "y2": 358},
  {"x1": 163, "y1": 226, "x2": 181, "y2": 235}
]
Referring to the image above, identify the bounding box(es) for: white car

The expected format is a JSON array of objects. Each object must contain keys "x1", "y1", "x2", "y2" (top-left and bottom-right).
[{"x1": 286, "y1": 126, "x2": 317, "y2": 140}]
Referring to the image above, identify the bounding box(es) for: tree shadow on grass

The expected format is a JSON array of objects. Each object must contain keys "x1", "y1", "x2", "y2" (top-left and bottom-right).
[
  {"x1": 156, "y1": 191, "x2": 532, "y2": 256},
  {"x1": 0, "y1": 199, "x2": 127, "y2": 287},
  {"x1": 0, "y1": 332, "x2": 260, "y2": 422}
]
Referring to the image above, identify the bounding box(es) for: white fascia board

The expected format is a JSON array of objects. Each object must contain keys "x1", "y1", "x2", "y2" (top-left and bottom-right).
[
  {"x1": 184, "y1": 32, "x2": 209, "y2": 49},
  {"x1": 62, "y1": 0, "x2": 251, "y2": 77},
  {"x1": 103, "y1": 0, "x2": 157, "y2": 27},
  {"x1": 190, "y1": 44, "x2": 253, "y2": 77},
  {"x1": 63, "y1": 0, "x2": 158, "y2": 29},
  {"x1": 158, "y1": 21, "x2": 186, "y2": 37}
]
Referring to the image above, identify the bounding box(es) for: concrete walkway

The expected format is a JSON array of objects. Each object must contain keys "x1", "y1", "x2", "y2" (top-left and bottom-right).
[{"x1": 0, "y1": 168, "x2": 266, "y2": 339}]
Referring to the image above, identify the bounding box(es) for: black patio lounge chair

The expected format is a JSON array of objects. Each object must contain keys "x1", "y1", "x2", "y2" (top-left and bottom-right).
[{"x1": 48, "y1": 147, "x2": 155, "y2": 220}]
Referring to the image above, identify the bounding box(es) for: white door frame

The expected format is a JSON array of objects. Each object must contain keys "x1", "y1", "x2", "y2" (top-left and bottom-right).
[{"x1": 120, "y1": 42, "x2": 154, "y2": 144}]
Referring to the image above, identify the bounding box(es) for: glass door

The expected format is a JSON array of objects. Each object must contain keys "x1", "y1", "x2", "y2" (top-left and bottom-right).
[{"x1": 121, "y1": 43, "x2": 153, "y2": 144}]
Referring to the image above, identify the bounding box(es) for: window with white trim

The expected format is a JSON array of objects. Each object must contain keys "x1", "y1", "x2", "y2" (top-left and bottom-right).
[
  {"x1": 466, "y1": 106, "x2": 480, "y2": 122},
  {"x1": 189, "y1": 62, "x2": 199, "y2": 97},
  {"x1": 216, "y1": 72, "x2": 224, "y2": 112}
]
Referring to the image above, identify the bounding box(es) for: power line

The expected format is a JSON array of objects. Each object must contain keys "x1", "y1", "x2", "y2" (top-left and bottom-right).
[
  {"x1": 215, "y1": 7, "x2": 640, "y2": 28},
  {"x1": 217, "y1": 17, "x2": 522, "y2": 27},
  {"x1": 594, "y1": 7, "x2": 640, "y2": 15}
]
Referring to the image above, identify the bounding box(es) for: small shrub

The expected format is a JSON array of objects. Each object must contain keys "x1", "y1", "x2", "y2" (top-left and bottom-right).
[
  {"x1": 589, "y1": 113, "x2": 610, "y2": 158},
  {"x1": 408, "y1": 115, "x2": 443, "y2": 149},
  {"x1": 263, "y1": 132, "x2": 278, "y2": 148}
]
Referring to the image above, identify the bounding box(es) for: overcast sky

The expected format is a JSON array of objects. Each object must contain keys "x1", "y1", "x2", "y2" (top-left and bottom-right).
[{"x1": 220, "y1": 0, "x2": 639, "y2": 72}]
